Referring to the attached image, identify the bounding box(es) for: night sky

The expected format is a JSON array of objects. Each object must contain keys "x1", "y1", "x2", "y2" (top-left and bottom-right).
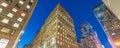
[{"x1": 18, "y1": 0, "x2": 112, "y2": 48}]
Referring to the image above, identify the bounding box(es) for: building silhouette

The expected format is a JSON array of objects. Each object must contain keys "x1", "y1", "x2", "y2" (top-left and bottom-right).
[
  {"x1": 0, "y1": 0, "x2": 38, "y2": 48},
  {"x1": 28, "y1": 4, "x2": 79, "y2": 48}
]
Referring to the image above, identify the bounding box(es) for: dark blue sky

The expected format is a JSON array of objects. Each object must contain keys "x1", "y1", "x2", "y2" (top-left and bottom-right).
[{"x1": 18, "y1": 0, "x2": 112, "y2": 48}]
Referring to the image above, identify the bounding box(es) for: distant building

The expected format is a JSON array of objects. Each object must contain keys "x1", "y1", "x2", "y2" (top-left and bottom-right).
[
  {"x1": 0, "y1": 0, "x2": 38, "y2": 48},
  {"x1": 28, "y1": 4, "x2": 79, "y2": 48},
  {"x1": 93, "y1": 3, "x2": 120, "y2": 48},
  {"x1": 80, "y1": 22, "x2": 102, "y2": 48}
]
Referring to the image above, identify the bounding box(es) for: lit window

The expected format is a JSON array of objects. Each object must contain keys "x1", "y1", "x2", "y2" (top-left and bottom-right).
[
  {"x1": 2, "y1": 18, "x2": 9, "y2": 24},
  {"x1": 1, "y1": 2, "x2": 8, "y2": 7},
  {"x1": 38, "y1": 46, "x2": 40, "y2": 48},
  {"x1": 26, "y1": 5, "x2": 30, "y2": 9},
  {"x1": 0, "y1": 38, "x2": 9, "y2": 48},
  {"x1": 21, "y1": 13, "x2": 25, "y2": 17},
  {"x1": 68, "y1": 45, "x2": 70, "y2": 47},
  {"x1": 112, "y1": 32, "x2": 116, "y2": 35},
  {"x1": 19, "y1": 1, "x2": 24, "y2": 5},
  {"x1": 13, "y1": 23, "x2": 19, "y2": 28},
  {"x1": 30, "y1": 0, "x2": 34, "y2": 2},
  {"x1": 58, "y1": 32, "x2": 60, "y2": 35},
  {"x1": 0, "y1": 8, "x2": 3, "y2": 13},
  {"x1": 7, "y1": 13, "x2": 14, "y2": 18},
  {"x1": 10, "y1": 31, "x2": 15, "y2": 35},
  {"x1": 12, "y1": 8, "x2": 17, "y2": 12},
  {"x1": 57, "y1": 41, "x2": 59, "y2": 44},
  {"x1": 1, "y1": 27, "x2": 10, "y2": 33},
  {"x1": 51, "y1": 37, "x2": 56, "y2": 45},
  {"x1": 43, "y1": 42, "x2": 46, "y2": 48},
  {"x1": 60, "y1": 42, "x2": 62, "y2": 45},
  {"x1": 17, "y1": 17, "x2": 23, "y2": 22}
]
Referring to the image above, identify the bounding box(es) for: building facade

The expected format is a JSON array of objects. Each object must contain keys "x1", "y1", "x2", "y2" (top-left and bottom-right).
[
  {"x1": 78, "y1": 43, "x2": 84, "y2": 48},
  {"x1": 93, "y1": 3, "x2": 120, "y2": 48},
  {"x1": 28, "y1": 4, "x2": 79, "y2": 48},
  {"x1": 0, "y1": 0, "x2": 38, "y2": 48},
  {"x1": 102, "y1": 0, "x2": 120, "y2": 20},
  {"x1": 23, "y1": 44, "x2": 29, "y2": 48},
  {"x1": 80, "y1": 22, "x2": 102, "y2": 48}
]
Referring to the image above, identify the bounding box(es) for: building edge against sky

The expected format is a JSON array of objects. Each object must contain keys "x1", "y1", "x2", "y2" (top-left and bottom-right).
[
  {"x1": 0, "y1": 0, "x2": 38, "y2": 48},
  {"x1": 26, "y1": 3, "x2": 80, "y2": 48},
  {"x1": 102, "y1": 0, "x2": 120, "y2": 20},
  {"x1": 93, "y1": 2, "x2": 120, "y2": 48}
]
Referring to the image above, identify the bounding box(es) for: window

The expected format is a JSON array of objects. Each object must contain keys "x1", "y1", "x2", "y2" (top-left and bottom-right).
[
  {"x1": 24, "y1": 8, "x2": 28, "y2": 12},
  {"x1": 1, "y1": 2, "x2": 8, "y2": 7},
  {"x1": 7, "y1": 13, "x2": 14, "y2": 18},
  {"x1": 112, "y1": 32, "x2": 116, "y2": 35},
  {"x1": 43, "y1": 42, "x2": 47, "y2": 48},
  {"x1": 13, "y1": 23, "x2": 19, "y2": 28},
  {"x1": 30, "y1": 0, "x2": 34, "y2": 2},
  {"x1": 21, "y1": 13, "x2": 25, "y2": 17},
  {"x1": 28, "y1": 2, "x2": 33, "y2": 6},
  {"x1": 12, "y1": 8, "x2": 17, "y2": 12},
  {"x1": 57, "y1": 41, "x2": 60, "y2": 44},
  {"x1": 51, "y1": 37, "x2": 56, "y2": 45},
  {"x1": 17, "y1": 17, "x2": 23, "y2": 22},
  {"x1": 0, "y1": 8, "x2": 3, "y2": 13},
  {"x1": 2, "y1": 18, "x2": 9, "y2": 24},
  {"x1": 60, "y1": 42, "x2": 62, "y2": 45},
  {"x1": 10, "y1": 31, "x2": 15, "y2": 35},
  {"x1": 1, "y1": 27, "x2": 10, "y2": 33},
  {"x1": 15, "y1": 3, "x2": 21, "y2": 8},
  {"x1": 0, "y1": 38, "x2": 9, "y2": 48},
  {"x1": 6, "y1": 0, "x2": 13, "y2": 3},
  {"x1": 19, "y1": 1, "x2": 24, "y2": 5},
  {"x1": 26, "y1": 5, "x2": 30, "y2": 9}
]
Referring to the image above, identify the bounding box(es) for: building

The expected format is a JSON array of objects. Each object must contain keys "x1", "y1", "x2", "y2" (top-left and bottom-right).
[
  {"x1": 28, "y1": 4, "x2": 79, "y2": 48},
  {"x1": 80, "y1": 22, "x2": 102, "y2": 48},
  {"x1": 23, "y1": 44, "x2": 29, "y2": 48},
  {"x1": 0, "y1": 0, "x2": 38, "y2": 48},
  {"x1": 102, "y1": 0, "x2": 120, "y2": 20},
  {"x1": 93, "y1": 3, "x2": 120, "y2": 48},
  {"x1": 78, "y1": 43, "x2": 84, "y2": 48}
]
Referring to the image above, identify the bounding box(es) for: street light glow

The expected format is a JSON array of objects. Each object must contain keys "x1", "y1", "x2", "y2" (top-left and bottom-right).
[{"x1": 115, "y1": 42, "x2": 120, "y2": 46}]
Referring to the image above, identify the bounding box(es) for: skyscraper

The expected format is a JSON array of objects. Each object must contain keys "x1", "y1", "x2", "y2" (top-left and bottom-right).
[
  {"x1": 80, "y1": 22, "x2": 102, "y2": 48},
  {"x1": 28, "y1": 4, "x2": 79, "y2": 48},
  {"x1": 102, "y1": 0, "x2": 120, "y2": 19},
  {"x1": 93, "y1": 3, "x2": 120, "y2": 48},
  {"x1": 0, "y1": 0, "x2": 38, "y2": 48}
]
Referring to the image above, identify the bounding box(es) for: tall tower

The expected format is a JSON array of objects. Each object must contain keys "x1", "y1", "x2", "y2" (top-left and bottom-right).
[
  {"x1": 80, "y1": 22, "x2": 102, "y2": 48},
  {"x1": 28, "y1": 4, "x2": 79, "y2": 48},
  {"x1": 102, "y1": 0, "x2": 120, "y2": 20},
  {"x1": 0, "y1": 0, "x2": 38, "y2": 48},
  {"x1": 93, "y1": 3, "x2": 120, "y2": 48}
]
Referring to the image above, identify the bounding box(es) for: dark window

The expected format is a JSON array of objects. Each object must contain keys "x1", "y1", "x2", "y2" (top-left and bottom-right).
[
  {"x1": 23, "y1": 0, "x2": 26, "y2": 1},
  {"x1": 6, "y1": 0, "x2": 13, "y2": 3},
  {"x1": 24, "y1": 8, "x2": 28, "y2": 12},
  {"x1": 28, "y1": 2, "x2": 33, "y2": 6},
  {"x1": 15, "y1": 3, "x2": 21, "y2": 8}
]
